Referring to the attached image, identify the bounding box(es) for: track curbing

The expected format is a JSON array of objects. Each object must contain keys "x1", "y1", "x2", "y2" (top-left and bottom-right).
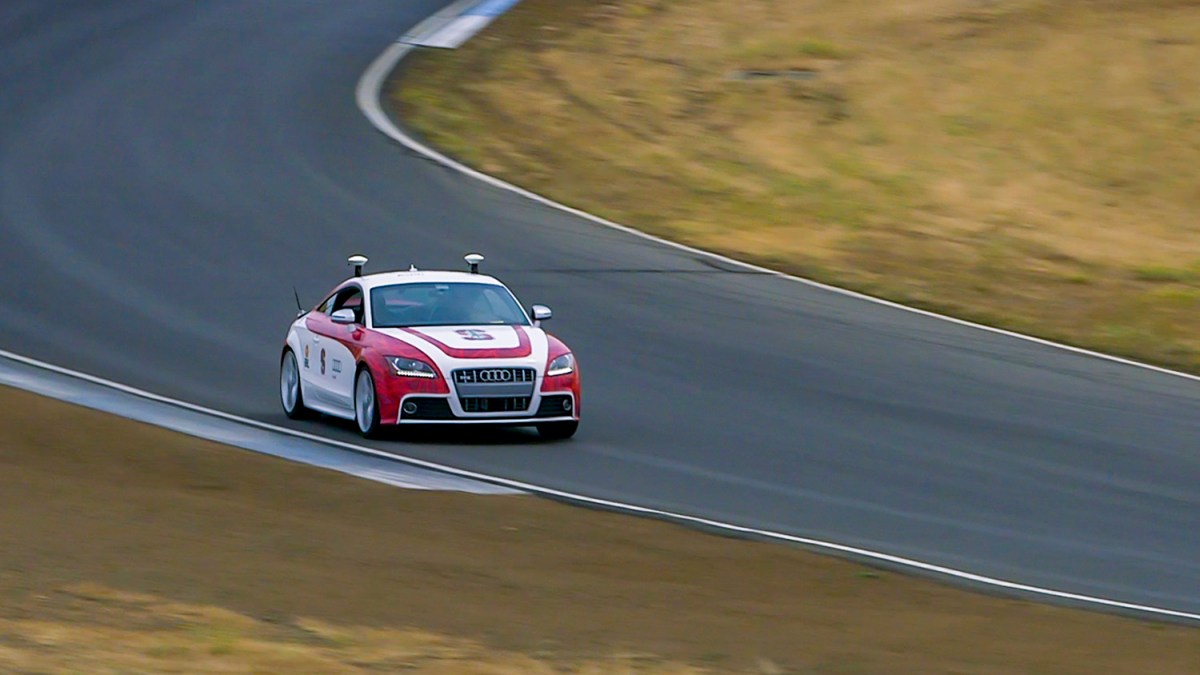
[
  {"x1": 357, "y1": 42, "x2": 1200, "y2": 389},
  {"x1": 3, "y1": 345, "x2": 1199, "y2": 623},
  {"x1": 350, "y1": 26, "x2": 1200, "y2": 624}
]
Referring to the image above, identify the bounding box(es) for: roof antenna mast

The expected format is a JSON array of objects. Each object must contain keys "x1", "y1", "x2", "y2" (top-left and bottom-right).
[
  {"x1": 464, "y1": 253, "x2": 484, "y2": 274},
  {"x1": 347, "y1": 254, "x2": 368, "y2": 277}
]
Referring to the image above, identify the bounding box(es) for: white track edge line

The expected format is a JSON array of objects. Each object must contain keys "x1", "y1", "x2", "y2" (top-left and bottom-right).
[
  {"x1": 357, "y1": 41, "x2": 1200, "y2": 387},
  {"x1": 352, "y1": 37, "x2": 1200, "y2": 622},
  {"x1": 3, "y1": 346, "x2": 1197, "y2": 622}
]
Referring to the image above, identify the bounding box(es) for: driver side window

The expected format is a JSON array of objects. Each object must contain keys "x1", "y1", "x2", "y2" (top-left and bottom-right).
[
  {"x1": 330, "y1": 287, "x2": 364, "y2": 324},
  {"x1": 315, "y1": 294, "x2": 335, "y2": 315}
]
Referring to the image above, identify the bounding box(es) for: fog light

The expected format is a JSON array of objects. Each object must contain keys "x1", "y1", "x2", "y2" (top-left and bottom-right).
[
  {"x1": 562, "y1": 398, "x2": 573, "y2": 412},
  {"x1": 402, "y1": 401, "x2": 419, "y2": 416}
]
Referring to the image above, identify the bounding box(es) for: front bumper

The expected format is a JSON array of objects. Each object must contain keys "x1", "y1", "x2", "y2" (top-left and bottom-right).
[{"x1": 394, "y1": 392, "x2": 577, "y2": 425}]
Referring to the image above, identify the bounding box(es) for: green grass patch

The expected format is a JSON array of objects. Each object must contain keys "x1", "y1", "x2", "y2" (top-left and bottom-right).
[{"x1": 1132, "y1": 265, "x2": 1199, "y2": 283}]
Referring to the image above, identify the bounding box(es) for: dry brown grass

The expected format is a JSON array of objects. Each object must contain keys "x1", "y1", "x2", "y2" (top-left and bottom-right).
[
  {"x1": 0, "y1": 584, "x2": 703, "y2": 674},
  {"x1": 3, "y1": 387, "x2": 1200, "y2": 673},
  {"x1": 395, "y1": 0, "x2": 1200, "y2": 370}
]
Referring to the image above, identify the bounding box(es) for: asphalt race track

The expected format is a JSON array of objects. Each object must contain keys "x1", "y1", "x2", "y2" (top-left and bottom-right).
[{"x1": 2, "y1": 1, "x2": 1198, "y2": 617}]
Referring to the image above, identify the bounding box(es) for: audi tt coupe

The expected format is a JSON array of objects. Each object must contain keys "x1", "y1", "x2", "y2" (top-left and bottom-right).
[{"x1": 279, "y1": 254, "x2": 580, "y2": 439}]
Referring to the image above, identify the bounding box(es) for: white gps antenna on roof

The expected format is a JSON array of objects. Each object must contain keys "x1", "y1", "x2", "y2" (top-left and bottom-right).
[
  {"x1": 347, "y1": 254, "x2": 368, "y2": 277},
  {"x1": 464, "y1": 253, "x2": 484, "y2": 274}
]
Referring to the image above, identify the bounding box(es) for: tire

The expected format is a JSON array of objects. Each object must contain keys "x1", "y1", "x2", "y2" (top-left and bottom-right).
[
  {"x1": 280, "y1": 350, "x2": 311, "y2": 419},
  {"x1": 537, "y1": 421, "x2": 579, "y2": 440},
  {"x1": 354, "y1": 367, "x2": 383, "y2": 438}
]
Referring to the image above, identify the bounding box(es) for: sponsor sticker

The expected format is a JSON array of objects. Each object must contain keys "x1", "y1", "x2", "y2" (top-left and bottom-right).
[
  {"x1": 320, "y1": 348, "x2": 326, "y2": 375},
  {"x1": 455, "y1": 329, "x2": 494, "y2": 341},
  {"x1": 303, "y1": 344, "x2": 310, "y2": 369},
  {"x1": 331, "y1": 358, "x2": 342, "y2": 374}
]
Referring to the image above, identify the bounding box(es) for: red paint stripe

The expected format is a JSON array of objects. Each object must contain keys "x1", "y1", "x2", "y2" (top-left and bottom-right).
[{"x1": 400, "y1": 326, "x2": 532, "y2": 359}]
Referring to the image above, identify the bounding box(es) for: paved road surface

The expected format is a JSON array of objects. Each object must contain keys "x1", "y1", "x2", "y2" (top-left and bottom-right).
[{"x1": 2, "y1": 1, "x2": 1197, "y2": 615}]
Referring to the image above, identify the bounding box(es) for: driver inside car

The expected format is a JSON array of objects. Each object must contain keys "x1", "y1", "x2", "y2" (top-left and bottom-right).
[{"x1": 429, "y1": 286, "x2": 486, "y2": 325}]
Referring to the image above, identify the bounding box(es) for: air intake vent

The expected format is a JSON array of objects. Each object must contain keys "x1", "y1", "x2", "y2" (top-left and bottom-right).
[{"x1": 460, "y1": 397, "x2": 531, "y2": 413}]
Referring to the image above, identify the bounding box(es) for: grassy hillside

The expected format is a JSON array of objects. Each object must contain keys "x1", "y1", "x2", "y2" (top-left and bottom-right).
[{"x1": 395, "y1": 0, "x2": 1200, "y2": 370}]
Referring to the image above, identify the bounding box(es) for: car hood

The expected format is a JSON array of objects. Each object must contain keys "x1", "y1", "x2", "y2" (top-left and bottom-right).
[{"x1": 374, "y1": 324, "x2": 538, "y2": 357}]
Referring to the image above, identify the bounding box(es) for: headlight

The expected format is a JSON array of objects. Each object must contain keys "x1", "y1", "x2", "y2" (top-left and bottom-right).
[
  {"x1": 386, "y1": 356, "x2": 437, "y2": 379},
  {"x1": 546, "y1": 353, "x2": 575, "y2": 377}
]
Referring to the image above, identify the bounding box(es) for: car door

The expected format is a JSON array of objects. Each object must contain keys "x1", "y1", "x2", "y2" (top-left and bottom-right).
[
  {"x1": 304, "y1": 285, "x2": 362, "y2": 413},
  {"x1": 325, "y1": 289, "x2": 364, "y2": 407}
]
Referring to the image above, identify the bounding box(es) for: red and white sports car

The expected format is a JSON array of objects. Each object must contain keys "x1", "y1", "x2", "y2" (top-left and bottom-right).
[{"x1": 279, "y1": 254, "x2": 580, "y2": 439}]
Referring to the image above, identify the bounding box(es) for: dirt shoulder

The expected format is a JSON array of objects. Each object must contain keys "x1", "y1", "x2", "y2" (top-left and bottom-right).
[
  {"x1": 0, "y1": 385, "x2": 1197, "y2": 673},
  {"x1": 394, "y1": 0, "x2": 1200, "y2": 372}
]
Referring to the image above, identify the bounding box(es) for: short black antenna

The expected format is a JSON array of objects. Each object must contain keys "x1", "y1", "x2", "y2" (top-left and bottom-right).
[{"x1": 293, "y1": 286, "x2": 305, "y2": 317}]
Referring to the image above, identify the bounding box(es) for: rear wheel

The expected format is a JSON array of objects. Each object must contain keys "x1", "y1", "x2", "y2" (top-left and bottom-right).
[
  {"x1": 355, "y1": 368, "x2": 382, "y2": 438},
  {"x1": 537, "y1": 421, "x2": 578, "y2": 440},
  {"x1": 280, "y1": 350, "x2": 311, "y2": 419}
]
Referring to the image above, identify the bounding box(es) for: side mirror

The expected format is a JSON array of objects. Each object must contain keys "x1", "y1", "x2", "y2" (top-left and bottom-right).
[
  {"x1": 530, "y1": 305, "x2": 552, "y2": 322},
  {"x1": 331, "y1": 308, "x2": 357, "y2": 325}
]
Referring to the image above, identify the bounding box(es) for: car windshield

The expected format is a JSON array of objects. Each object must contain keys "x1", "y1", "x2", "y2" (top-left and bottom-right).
[{"x1": 370, "y1": 282, "x2": 531, "y2": 328}]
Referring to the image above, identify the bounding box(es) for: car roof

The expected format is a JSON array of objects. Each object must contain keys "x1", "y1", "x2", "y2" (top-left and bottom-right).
[{"x1": 346, "y1": 270, "x2": 508, "y2": 292}]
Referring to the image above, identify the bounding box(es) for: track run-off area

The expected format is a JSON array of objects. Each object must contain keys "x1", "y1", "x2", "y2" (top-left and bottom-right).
[{"x1": 1, "y1": 1, "x2": 1198, "y2": 621}]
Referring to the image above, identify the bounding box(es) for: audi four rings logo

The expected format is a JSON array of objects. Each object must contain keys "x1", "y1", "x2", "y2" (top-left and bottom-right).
[
  {"x1": 456, "y1": 368, "x2": 533, "y2": 384},
  {"x1": 476, "y1": 369, "x2": 513, "y2": 382}
]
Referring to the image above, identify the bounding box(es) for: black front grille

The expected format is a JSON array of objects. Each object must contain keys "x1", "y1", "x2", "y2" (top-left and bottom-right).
[
  {"x1": 401, "y1": 397, "x2": 455, "y2": 420},
  {"x1": 461, "y1": 397, "x2": 531, "y2": 413},
  {"x1": 536, "y1": 395, "x2": 574, "y2": 417},
  {"x1": 453, "y1": 368, "x2": 536, "y2": 384}
]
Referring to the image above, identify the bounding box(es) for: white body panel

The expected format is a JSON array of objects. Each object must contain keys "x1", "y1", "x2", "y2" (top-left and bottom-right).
[{"x1": 286, "y1": 319, "x2": 355, "y2": 420}]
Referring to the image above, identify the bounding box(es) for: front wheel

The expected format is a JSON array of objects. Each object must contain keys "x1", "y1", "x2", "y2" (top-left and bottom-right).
[
  {"x1": 280, "y1": 350, "x2": 311, "y2": 419},
  {"x1": 537, "y1": 421, "x2": 578, "y2": 440},
  {"x1": 354, "y1": 368, "x2": 382, "y2": 438}
]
